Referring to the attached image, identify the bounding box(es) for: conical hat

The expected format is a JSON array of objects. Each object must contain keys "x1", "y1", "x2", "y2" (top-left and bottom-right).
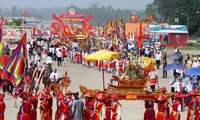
[
  {"x1": 160, "y1": 87, "x2": 167, "y2": 92},
  {"x1": 37, "y1": 93, "x2": 46, "y2": 99},
  {"x1": 189, "y1": 90, "x2": 197, "y2": 96},
  {"x1": 173, "y1": 92, "x2": 181, "y2": 98},
  {"x1": 156, "y1": 95, "x2": 166, "y2": 101},
  {"x1": 57, "y1": 93, "x2": 65, "y2": 99},
  {"x1": 43, "y1": 88, "x2": 51, "y2": 93},
  {"x1": 110, "y1": 94, "x2": 119, "y2": 100},
  {"x1": 96, "y1": 92, "x2": 106, "y2": 100},
  {"x1": 20, "y1": 92, "x2": 29, "y2": 99},
  {"x1": 84, "y1": 91, "x2": 92, "y2": 98},
  {"x1": 66, "y1": 90, "x2": 73, "y2": 95}
]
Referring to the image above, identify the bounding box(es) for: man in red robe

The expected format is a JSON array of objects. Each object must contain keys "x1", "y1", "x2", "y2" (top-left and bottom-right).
[
  {"x1": 110, "y1": 94, "x2": 121, "y2": 120},
  {"x1": 169, "y1": 93, "x2": 181, "y2": 120},
  {"x1": 29, "y1": 91, "x2": 38, "y2": 120},
  {"x1": 156, "y1": 95, "x2": 169, "y2": 120},
  {"x1": 144, "y1": 100, "x2": 155, "y2": 120},
  {"x1": 17, "y1": 92, "x2": 33, "y2": 120},
  {"x1": 92, "y1": 92, "x2": 106, "y2": 120},
  {"x1": 38, "y1": 92, "x2": 49, "y2": 120},
  {"x1": 0, "y1": 93, "x2": 5, "y2": 120},
  {"x1": 57, "y1": 92, "x2": 71, "y2": 120},
  {"x1": 187, "y1": 90, "x2": 198, "y2": 120},
  {"x1": 43, "y1": 87, "x2": 53, "y2": 120},
  {"x1": 84, "y1": 91, "x2": 95, "y2": 120}
]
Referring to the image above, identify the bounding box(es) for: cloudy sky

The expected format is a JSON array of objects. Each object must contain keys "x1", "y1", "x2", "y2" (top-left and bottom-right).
[{"x1": 1, "y1": 0, "x2": 153, "y2": 10}]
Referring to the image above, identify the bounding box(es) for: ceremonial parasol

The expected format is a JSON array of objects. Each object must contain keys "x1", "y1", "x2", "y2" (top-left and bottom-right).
[
  {"x1": 184, "y1": 68, "x2": 200, "y2": 76},
  {"x1": 85, "y1": 50, "x2": 120, "y2": 90},
  {"x1": 85, "y1": 50, "x2": 119, "y2": 61},
  {"x1": 164, "y1": 62, "x2": 184, "y2": 71}
]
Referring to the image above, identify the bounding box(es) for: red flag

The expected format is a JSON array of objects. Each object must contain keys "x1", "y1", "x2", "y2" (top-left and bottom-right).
[
  {"x1": 22, "y1": 8, "x2": 26, "y2": 16},
  {"x1": 148, "y1": 13, "x2": 153, "y2": 20},
  {"x1": 63, "y1": 24, "x2": 73, "y2": 37},
  {"x1": 131, "y1": 14, "x2": 138, "y2": 22},
  {"x1": 137, "y1": 21, "x2": 143, "y2": 48}
]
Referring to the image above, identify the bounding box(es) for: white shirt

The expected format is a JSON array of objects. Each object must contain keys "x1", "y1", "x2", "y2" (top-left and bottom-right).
[
  {"x1": 174, "y1": 81, "x2": 181, "y2": 92},
  {"x1": 148, "y1": 71, "x2": 157, "y2": 79},
  {"x1": 49, "y1": 47, "x2": 55, "y2": 53},
  {"x1": 170, "y1": 78, "x2": 179, "y2": 88},
  {"x1": 186, "y1": 82, "x2": 193, "y2": 92},
  {"x1": 177, "y1": 104, "x2": 181, "y2": 111},
  {"x1": 46, "y1": 56, "x2": 53, "y2": 64},
  {"x1": 49, "y1": 72, "x2": 59, "y2": 81},
  {"x1": 56, "y1": 51, "x2": 63, "y2": 58},
  {"x1": 192, "y1": 61, "x2": 199, "y2": 68},
  {"x1": 182, "y1": 76, "x2": 189, "y2": 88},
  {"x1": 155, "y1": 53, "x2": 162, "y2": 61}
]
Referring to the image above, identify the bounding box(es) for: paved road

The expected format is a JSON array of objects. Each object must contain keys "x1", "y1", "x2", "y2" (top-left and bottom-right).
[{"x1": 3, "y1": 48, "x2": 195, "y2": 120}]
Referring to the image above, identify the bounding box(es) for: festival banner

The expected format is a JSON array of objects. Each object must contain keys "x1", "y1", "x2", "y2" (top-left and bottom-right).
[{"x1": 0, "y1": 34, "x2": 27, "y2": 87}]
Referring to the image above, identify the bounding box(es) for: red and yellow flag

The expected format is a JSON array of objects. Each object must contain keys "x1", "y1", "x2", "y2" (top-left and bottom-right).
[{"x1": 63, "y1": 24, "x2": 73, "y2": 37}]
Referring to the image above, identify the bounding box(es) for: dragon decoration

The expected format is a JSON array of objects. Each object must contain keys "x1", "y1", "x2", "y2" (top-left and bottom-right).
[{"x1": 80, "y1": 60, "x2": 172, "y2": 101}]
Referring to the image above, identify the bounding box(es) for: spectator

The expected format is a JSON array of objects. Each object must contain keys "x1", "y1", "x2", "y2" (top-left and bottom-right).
[
  {"x1": 49, "y1": 68, "x2": 60, "y2": 83},
  {"x1": 56, "y1": 49, "x2": 63, "y2": 66},
  {"x1": 148, "y1": 66, "x2": 158, "y2": 92},
  {"x1": 170, "y1": 72, "x2": 180, "y2": 101},
  {"x1": 162, "y1": 59, "x2": 167, "y2": 78},
  {"x1": 192, "y1": 76, "x2": 198, "y2": 89},
  {"x1": 192, "y1": 58, "x2": 199, "y2": 68},
  {"x1": 155, "y1": 51, "x2": 162, "y2": 69},
  {"x1": 182, "y1": 74, "x2": 190, "y2": 94},
  {"x1": 186, "y1": 78, "x2": 193, "y2": 93},
  {"x1": 71, "y1": 91, "x2": 84, "y2": 120}
]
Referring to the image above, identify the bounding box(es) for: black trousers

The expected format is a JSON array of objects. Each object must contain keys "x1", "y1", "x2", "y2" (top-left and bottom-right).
[
  {"x1": 8, "y1": 81, "x2": 14, "y2": 94},
  {"x1": 163, "y1": 71, "x2": 167, "y2": 78},
  {"x1": 150, "y1": 85, "x2": 155, "y2": 92},
  {"x1": 156, "y1": 60, "x2": 161, "y2": 69},
  {"x1": 57, "y1": 57, "x2": 62, "y2": 66},
  {"x1": 171, "y1": 87, "x2": 175, "y2": 102}
]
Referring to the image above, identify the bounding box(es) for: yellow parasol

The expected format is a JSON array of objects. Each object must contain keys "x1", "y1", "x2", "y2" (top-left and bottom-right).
[
  {"x1": 85, "y1": 50, "x2": 119, "y2": 61},
  {"x1": 85, "y1": 50, "x2": 120, "y2": 90}
]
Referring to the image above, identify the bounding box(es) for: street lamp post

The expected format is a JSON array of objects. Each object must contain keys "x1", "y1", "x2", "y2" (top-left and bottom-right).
[{"x1": 181, "y1": 13, "x2": 189, "y2": 35}]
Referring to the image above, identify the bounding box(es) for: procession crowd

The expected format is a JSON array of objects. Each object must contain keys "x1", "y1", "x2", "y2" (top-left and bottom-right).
[{"x1": 0, "y1": 35, "x2": 200, "y2": 120}]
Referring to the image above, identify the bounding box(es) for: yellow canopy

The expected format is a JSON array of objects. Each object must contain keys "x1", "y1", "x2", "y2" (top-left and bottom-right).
[{"x1": 85, "y1": 50, "x2": 120, "y2": 61}]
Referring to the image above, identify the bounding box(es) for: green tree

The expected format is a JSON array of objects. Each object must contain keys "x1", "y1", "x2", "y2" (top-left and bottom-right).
[{"x1": 145, "y1": 0, "x2": 200, "y2": 35}]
